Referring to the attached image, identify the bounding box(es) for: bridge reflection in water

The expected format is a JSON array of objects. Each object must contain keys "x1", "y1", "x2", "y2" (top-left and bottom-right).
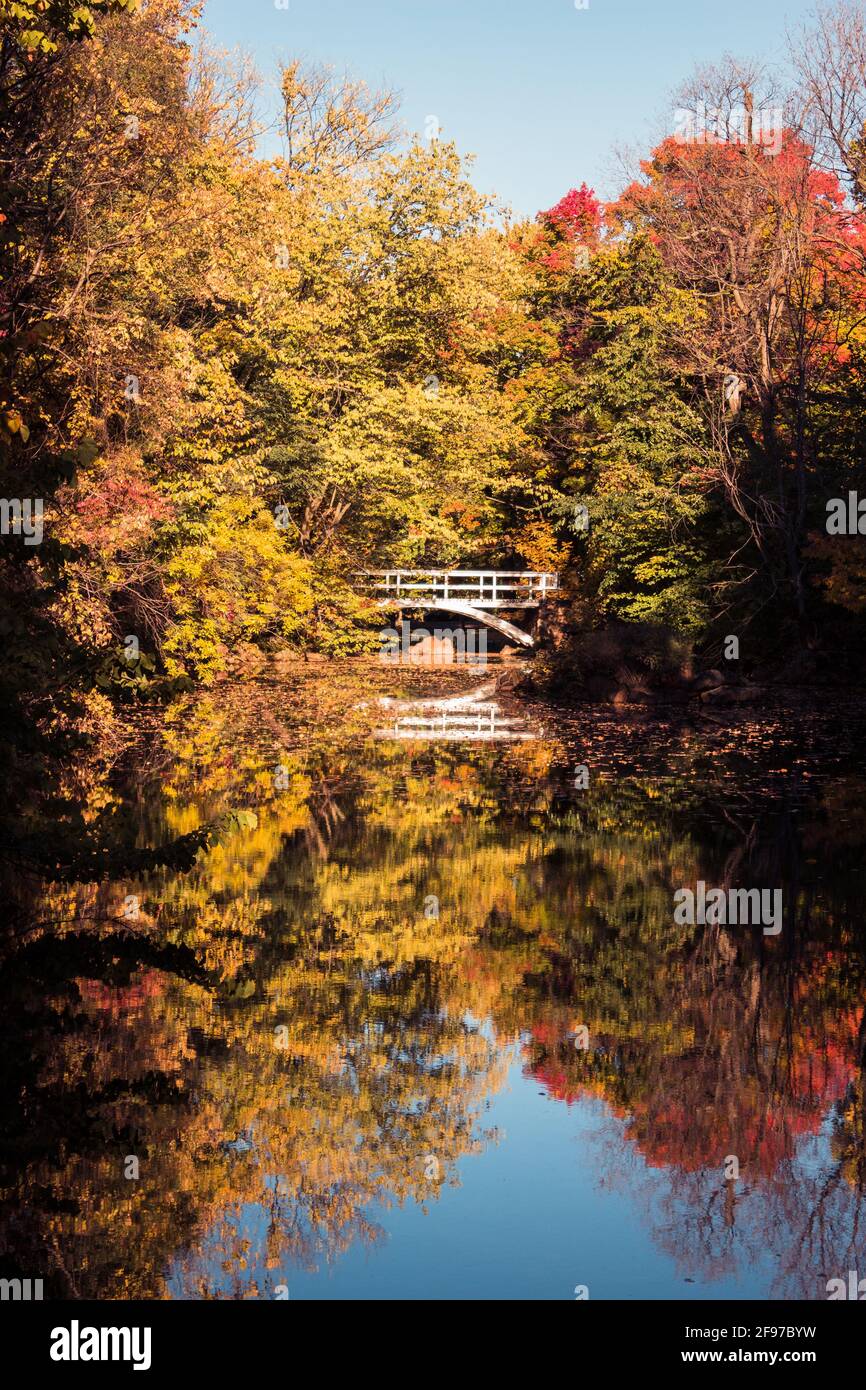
[{"x1": 374, "y1": 690, "x2": 538, "y2": 742}]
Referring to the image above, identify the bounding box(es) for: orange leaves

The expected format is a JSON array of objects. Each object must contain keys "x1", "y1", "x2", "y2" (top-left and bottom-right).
[{"x1": 440, "y1": 498, "x2": 482, "y2": 532}]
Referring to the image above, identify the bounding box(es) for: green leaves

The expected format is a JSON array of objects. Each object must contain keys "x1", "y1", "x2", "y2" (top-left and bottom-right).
[{"x1": 0, "y1": 0, "x2": 132, "y2": 46}]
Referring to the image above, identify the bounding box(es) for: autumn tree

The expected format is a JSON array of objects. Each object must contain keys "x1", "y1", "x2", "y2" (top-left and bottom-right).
[{"x1": 611, "y1": 66, "x2": 866, "y2": 645}]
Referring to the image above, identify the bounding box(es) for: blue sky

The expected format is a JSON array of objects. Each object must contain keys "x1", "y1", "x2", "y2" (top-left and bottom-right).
[{"x1": 200, "y1": 0, "x2": 821, "y2": 218}]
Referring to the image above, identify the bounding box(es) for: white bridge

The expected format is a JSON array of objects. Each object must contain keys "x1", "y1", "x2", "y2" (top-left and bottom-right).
[{"x1": 361, "y1": 570, "x2": 560, "y2": 648}]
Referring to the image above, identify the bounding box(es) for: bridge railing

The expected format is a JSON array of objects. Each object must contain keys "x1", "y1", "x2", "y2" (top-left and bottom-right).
[{"x1": 359, "y1": 570, "x2": 560, "y2": 608}]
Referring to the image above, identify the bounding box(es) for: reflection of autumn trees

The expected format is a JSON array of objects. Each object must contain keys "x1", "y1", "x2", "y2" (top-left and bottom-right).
[
  {"x1": 0, "y1": 873, "x2": 505, "y2": 1296},
  {"x1": 475, "y1": 778, "x2": 866, "y2": 1296},
  {"x1": 3, "y1": 686, "x2": 866, "y2": 1297},
  {"x1": 1, "y1": 691, "x2": 522, "y2": 1296}
]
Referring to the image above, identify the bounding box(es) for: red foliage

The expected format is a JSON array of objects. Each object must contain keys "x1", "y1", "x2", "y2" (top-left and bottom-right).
[
  {"x1": 78, "y1": 969, "x2": 166, "y2": 1021},
  {"x1": 522, "y1": 992, "x2": 863, "y2": 1181},
  {"x1": 76, "y1": 474, "x2": 172, "y2": 527},
  {"x1": 73, "y1": 470, "x2": 174, "y2": 552},
  {"x1": 532, "y1": 184, "x2": 603, "y2": 273},
  {"x1": 538, "y1": 184, "x2": 602, "y2": 242}
]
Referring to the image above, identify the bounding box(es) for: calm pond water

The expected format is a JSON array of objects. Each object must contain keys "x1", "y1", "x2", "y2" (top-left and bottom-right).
[{"x1": 4, "y1": 661, "x2": 866, "y2": 1300}]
